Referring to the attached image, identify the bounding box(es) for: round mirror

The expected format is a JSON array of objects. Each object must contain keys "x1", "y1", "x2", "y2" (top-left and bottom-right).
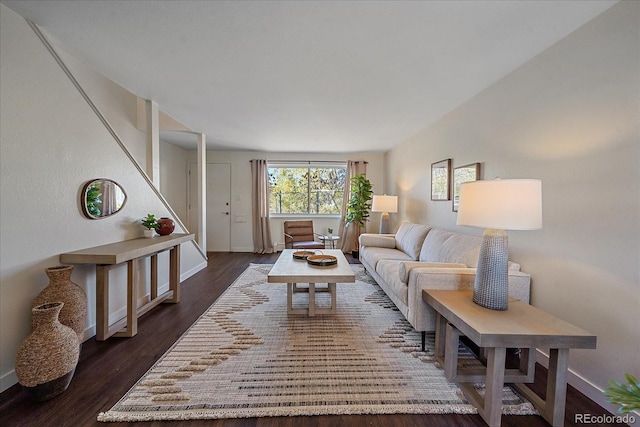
[{"x1": 81, "y1": 179, "x2": 127, "y2": 219}]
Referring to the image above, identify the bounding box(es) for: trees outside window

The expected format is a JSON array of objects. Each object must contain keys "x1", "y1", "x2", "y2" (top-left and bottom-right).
[{"x1": 268, "y1": 165, "x2": 346, "y2": 215}]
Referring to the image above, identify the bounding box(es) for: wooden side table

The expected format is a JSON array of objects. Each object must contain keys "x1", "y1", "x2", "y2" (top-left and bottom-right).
[
  {"x1": 319, "y1": 235, "x2": 340, "y2": 249},
  {"x1": 60, "y1": 233, "x2": 194, "y2": 340},
  {"x1": 423, "y1": 290, "x2": 596, "y2": 427}
]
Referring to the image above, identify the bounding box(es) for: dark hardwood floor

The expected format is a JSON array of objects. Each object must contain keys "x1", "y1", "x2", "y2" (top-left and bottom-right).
[{"x1": 1, "y1": 252, "x2": 613, "y2": 427}]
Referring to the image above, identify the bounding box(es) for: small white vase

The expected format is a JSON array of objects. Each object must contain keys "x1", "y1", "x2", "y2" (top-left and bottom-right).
[{"x1": 143, "y1": 229, "x2": 155, "y2": 238}]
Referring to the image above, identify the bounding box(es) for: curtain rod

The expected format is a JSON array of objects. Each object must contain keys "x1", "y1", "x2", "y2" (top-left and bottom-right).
[{"x1": 250, "y1": 160, "x2": 368, "y2": 164}]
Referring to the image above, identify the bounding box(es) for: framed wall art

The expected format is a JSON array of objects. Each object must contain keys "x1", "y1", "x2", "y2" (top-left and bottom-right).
[
  {"x1": 452, "y1": 162, "x2": 482, "y2": 211},
  {"x1": 431, "y1": 159, "x2": 451, "y2": 201}
]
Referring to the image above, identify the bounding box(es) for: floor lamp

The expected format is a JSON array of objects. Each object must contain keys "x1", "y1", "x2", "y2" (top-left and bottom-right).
[
  {"x1": 456, "y1": 179, "x2": 542, "y2": 310},
  {"x1": 372, "y1": 195, "x2": 398, "y2": 234}
]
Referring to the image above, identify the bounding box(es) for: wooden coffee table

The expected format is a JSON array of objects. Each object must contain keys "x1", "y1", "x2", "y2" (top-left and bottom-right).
[{"x1": 268, "y1": 249, "x2": 355, "y2": 316}]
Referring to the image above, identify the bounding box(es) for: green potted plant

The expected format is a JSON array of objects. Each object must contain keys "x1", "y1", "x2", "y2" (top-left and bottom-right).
[
  {"x1": 141, "y1": 214, "x2": 159, "y2": 238},
  {"x1": 345, "y1": 173, "x2": 373, "y2": 258},
  {"x1": 605, "y1": 373, "x2": 640, "y2": 414},
  {"x1": 85, "y1": 183, "x2": 102, "y2": 217}
]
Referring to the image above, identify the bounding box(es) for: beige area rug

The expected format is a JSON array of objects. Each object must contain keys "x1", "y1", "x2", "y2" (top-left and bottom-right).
[{"x1": 98, "y1": 263, "x2": 536, "y2": 422}]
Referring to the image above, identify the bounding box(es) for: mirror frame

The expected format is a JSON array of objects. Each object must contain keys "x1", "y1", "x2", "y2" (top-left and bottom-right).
[{"x1": 81, "y1": 178, "x2": 128, "y2": 220}]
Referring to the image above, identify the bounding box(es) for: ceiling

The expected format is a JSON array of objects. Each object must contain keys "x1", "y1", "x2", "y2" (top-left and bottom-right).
[{"x1": 2, "y1": 1, "x2": 617, "y2": 152}]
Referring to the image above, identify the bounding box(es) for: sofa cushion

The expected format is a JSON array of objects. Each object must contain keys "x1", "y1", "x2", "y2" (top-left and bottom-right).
[
  {"x1": 395, "y1": 223, "x2": 431, "y2": 260},
  {"x1": 360, "y1": 247, "x2": 413, "y2": 271},
  {"x1": 376, "y1": 260, "x2": 409, "y2": 307},
  {"x1": 419, "y1": 228, "x2": 482, "y2": 267}
]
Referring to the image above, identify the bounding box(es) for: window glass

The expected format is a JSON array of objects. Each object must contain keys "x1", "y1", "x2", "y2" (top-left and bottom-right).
[{"x1": 268, "y1": 164, "x2": 346, "y2": 214}]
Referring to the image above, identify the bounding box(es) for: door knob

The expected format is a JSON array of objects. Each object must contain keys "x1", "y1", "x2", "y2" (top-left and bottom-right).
[{"x1": 222, "y1": 212, "x2": 230, "y2": 215}]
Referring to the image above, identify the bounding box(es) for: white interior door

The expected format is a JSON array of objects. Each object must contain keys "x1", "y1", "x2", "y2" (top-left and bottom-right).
[{"x1": 188, "y1": 162, "x2": 231, "y2": 252}]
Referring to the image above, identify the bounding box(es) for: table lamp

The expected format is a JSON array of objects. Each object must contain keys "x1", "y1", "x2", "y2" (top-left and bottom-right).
[
  {"x1": 456, "y1": 179, "x2": 542, "y2": 310},
  {"x1": 372, "y1": 195, "x2": 398, "y2": 234}
]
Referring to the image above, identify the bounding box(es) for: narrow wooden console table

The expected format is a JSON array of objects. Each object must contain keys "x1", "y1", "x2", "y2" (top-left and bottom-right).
[
  {"x1": 60, "y1": 233, "x2": 194, "y2": 341},
  {"x1": 423, "y1": 290, "x2": 596, "y2": 427}
]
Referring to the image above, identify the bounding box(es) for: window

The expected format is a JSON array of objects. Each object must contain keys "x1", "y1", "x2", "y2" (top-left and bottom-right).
[{"x1": 268, "y1": 163, "x2": 346, "y2": 215}]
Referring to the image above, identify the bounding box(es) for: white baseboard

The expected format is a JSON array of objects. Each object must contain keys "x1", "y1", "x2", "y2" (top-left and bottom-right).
[
  {"x1": 1, "y1": 261, "x2": 209, "y2": 394},
  {"x1": 0, "y1": 371, "x2": 18, "y2": 394},
  {"x1": 182, "y1": 261, "x2": 207, "y2": 279},
  {"x1": 231, "y1": 246, "x2": 255, "y2": 252}
]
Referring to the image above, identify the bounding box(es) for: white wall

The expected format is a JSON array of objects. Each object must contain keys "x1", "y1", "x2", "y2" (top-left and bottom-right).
[
  {"x1": 0, "y1": 6, "x2": 207, "y2": 392},
  {"x1": 160, "y1": 140, "x2": 190, "y2": 225},
  {"x1": 57, "y1": 48, "x2": 191, "y2": 228},
  {"x1": 385, "y1": 1, "x2": 639, "y2": 415},
  {"x1": 189, "y1": 150, "x2": 385, "y2": 252}
]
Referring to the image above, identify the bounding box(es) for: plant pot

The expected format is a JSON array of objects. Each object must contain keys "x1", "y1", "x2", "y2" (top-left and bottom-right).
[
  {"x1": 32, "y1": 266, "x2": 87, "y2": 342},
  {"x1": 143, "y1": 229, "x2": 155, "y2": 238},
  {"x1": 157, "y1": 217, "x2": 175, "y2": 236},
  {"x1": 15, "y1": 302, "x2": 79, "y2": 401}
]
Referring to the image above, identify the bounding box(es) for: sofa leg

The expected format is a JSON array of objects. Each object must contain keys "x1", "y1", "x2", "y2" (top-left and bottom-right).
[{"x1": 422, "y1": 331, "x2": 426, "y2": 352}]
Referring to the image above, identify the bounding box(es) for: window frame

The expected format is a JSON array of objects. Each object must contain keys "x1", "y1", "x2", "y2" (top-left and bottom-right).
[{"x1": 267, "y1": 161, "x2": 347, "y2": 217}]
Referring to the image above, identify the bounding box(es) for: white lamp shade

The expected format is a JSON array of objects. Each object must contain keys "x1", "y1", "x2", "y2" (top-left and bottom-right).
[
  {"x1": 372, "y1": 195, "x2": 398, "y2": 213},
  {"x1": 456, "y1": 179, "x2": 542, "y2": 230}
]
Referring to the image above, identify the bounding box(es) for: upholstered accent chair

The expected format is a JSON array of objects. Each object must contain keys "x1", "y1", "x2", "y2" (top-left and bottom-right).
[{"x1": 283, "y1": 220, "x2": 324, "y2": 250}]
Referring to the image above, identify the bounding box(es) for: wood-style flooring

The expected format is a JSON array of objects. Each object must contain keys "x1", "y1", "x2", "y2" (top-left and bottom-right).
[{"x1": 0, "y1": 252, "x2": 612, "y2": 427}]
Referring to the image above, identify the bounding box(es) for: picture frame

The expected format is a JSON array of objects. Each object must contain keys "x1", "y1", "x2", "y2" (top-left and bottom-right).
[
  {"x1": 452, "y1": 162, "x2": 482, "y2": 212},
  {"x1": 431, "y1": 159, "x2": 451, "y2": 201}
]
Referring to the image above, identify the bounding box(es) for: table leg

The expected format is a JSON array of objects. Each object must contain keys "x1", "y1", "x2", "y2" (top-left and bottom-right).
[
  {"x1": 329, "y1": 283, "x2": 336, "y2": 313},
  {"x1": 95, "y1": 265, "x2": 110, "y2": 341},
  {"x1": 484, "y1": 347, "x2": 507, "y2": 427},
  {"x1": 444, "y1": 322, "x2": 462, "y2": 380},
  {"x1": 168, "y1": 244, "x2": 180, "y2": 303},
  {"x1": 287, "y1": 283, "x2": 293, "y2": 314},
  {"x1": 150, "y1": 253, "x2": 158, "y2": 300},
  {"x1": 434, "y1": 312, "x2": 446, "y2": 358},
  {"x1": 519, "y1": 348, "x2": 536, "y2": 381},
  {"x1": 546, "y1": 348, "x2": 570, "y2": 426},
  {"x1": 512, "y1": 348, "x2": 570, "y2": 427},
  {"x1": 125, "y1": 259, "x2": 138, "y2": 337},
  {"x1": 309, "y1": 283, "x2": 315, "y2": 316}
]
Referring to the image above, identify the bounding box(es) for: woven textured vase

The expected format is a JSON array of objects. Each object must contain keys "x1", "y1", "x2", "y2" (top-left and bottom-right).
[
  {"x1": 15, "y1": 302, "x2": 80, "y2": 401},
  {"x1": 473, "y1": 229, "x2": 509, "y2": 310},
  {"x1": 33, "y1": 266, "x2": 87, "y2": 341}
]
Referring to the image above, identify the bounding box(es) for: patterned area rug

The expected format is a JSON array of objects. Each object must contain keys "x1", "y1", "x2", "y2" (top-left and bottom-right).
[{"x1": 98, "y1": 263, "x2": 536, "y2": 422}]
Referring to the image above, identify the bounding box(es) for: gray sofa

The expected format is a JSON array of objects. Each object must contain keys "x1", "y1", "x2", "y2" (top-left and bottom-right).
[{"x1": 359, "y1": 222, "x2": 531, "y2": 348}]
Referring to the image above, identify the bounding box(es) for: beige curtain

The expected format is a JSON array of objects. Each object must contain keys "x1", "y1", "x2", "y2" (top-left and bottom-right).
[
  {"x1": 339, "y1": 160, "x2": 367, "y2": 253},
  {"x1": 101, "y1": 181, "x2": 117, "y2": 215},
  {"x1": 250, "y1": 159, "x2": 274, "y2": 254}
]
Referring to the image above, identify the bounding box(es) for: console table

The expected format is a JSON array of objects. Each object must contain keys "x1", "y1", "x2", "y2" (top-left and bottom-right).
[
  {"x1": 423, "y1": 290, "x2": 596, "y2": 427},
  {"x1": 60, "y1": 233, "x2": 194, "y2": 341}
]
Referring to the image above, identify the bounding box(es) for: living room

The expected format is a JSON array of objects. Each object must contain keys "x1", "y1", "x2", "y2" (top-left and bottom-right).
[{"x1": 1, "y1": 1, "x2": 638, "y2": 425}]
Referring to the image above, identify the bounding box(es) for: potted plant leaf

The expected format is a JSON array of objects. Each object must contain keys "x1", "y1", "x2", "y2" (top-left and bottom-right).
[
  {"x1": 605, "y1": 373, "x2": 640, "y2": 414},
  {"x1": 141, "y1": 214, "x2": 159, "y2": 238},
  {"x1": 345, "y1": 173, "x2": 373, "y2": 258}
]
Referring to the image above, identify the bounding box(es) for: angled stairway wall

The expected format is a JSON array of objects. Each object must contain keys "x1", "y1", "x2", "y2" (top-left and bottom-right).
[{"x1": 0, "y1": 4, "x2": 207, "y2": 392}]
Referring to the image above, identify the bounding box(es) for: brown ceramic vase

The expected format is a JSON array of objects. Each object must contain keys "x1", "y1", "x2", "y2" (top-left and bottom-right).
[{"x1": 157, "y1": 217, "x2": 175, "y2": 236}]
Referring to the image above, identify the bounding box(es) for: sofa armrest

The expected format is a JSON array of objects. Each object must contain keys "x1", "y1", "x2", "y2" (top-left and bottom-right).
[
  {"x1": 359, "y1": 233, "x2": 396, "y2": 249},
  {"x1": 408, "y1": 267, "x2": 531, "y2": 303},
  {"x1": 406, "y1": 267, "x2": 531, "y2": 332},
  {"x1": 398, "y1": 261, "x2": 467, "y2": 283}
]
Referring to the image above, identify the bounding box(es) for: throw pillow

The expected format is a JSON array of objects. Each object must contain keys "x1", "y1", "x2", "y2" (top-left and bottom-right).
[{"x1": 395, "y1": 223, "x2": 431, "y2": 260}]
